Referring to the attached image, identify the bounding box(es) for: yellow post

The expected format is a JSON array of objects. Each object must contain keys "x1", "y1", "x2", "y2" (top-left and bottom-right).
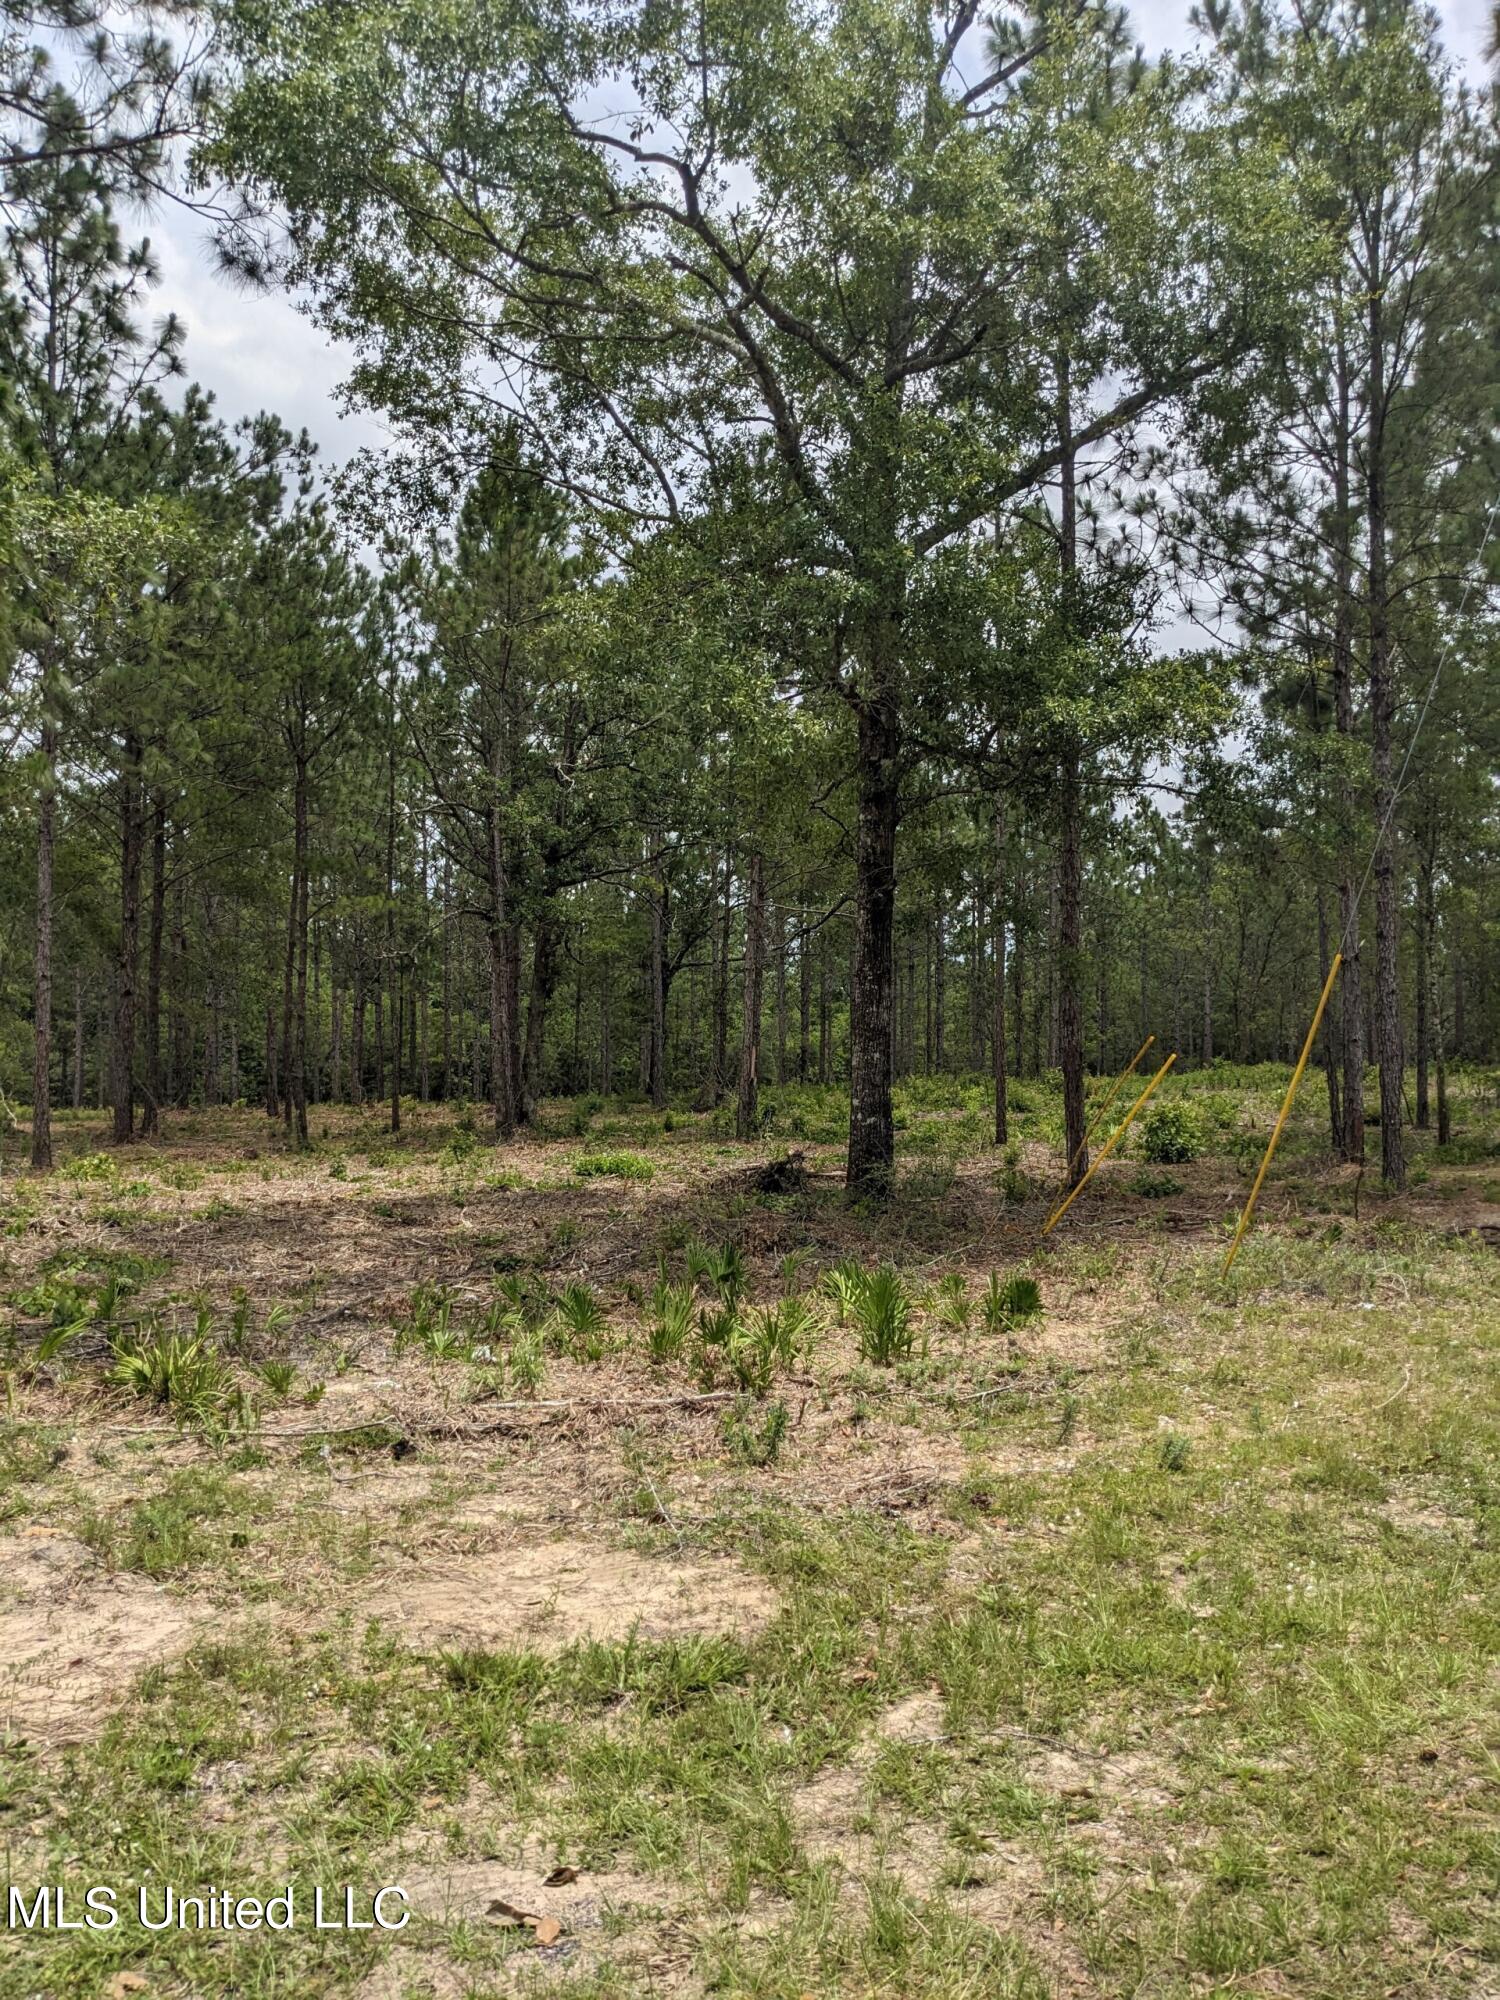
[
  {"x1": 1222, "y1": 952, "x2": 1343, "y2": 1277},
  {"x1": 1067, "y1": 1034, "x2": 1155, "y2": 1182},
  {"x1": 1043, "y1": 1052, "x2": 1178, "y2": 1236}
]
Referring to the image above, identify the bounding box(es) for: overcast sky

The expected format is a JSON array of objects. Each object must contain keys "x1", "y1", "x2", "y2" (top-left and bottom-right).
[{"x1": 147, "y1": 0, "x2": 1494, "y2": 477}]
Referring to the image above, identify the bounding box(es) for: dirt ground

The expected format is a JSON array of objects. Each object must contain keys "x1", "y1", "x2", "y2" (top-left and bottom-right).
[{"x1": 1, "y1": 1083, "x2": 1497, "y2": 1999}]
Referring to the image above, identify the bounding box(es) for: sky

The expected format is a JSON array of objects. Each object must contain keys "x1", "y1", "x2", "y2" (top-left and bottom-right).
[{"x1": 146, "y1": 0, "x2": 1494, "y2": 479}]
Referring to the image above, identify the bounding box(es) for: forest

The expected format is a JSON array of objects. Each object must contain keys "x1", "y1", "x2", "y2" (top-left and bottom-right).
[
  {"x1": 1, "y1": 1, "x2": 1498, "y2": 1998},
  {"x1": 0, "y1": 0, "x2": 1492, "y2": 1194}
]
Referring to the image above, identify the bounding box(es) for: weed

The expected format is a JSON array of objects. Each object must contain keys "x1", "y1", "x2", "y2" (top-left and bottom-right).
[
  {"x1": 508, "y1": 1322, "x2": 546, "y2": 1394},
  {"x1": 1157, "y1": 1430, "x2": 1192, "y2": 1472},
  {"x1": 720, "y1": 1396, "x2": 789, "y2": 1466}
]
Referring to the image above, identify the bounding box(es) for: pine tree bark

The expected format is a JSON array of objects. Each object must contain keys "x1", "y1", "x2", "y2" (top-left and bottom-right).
[
  {"x1": 992, "y1": 793, "x2": 1008, "y2": 1146},
  {"x1": 522, "y1": 916, "x2": 558, "y2": 1121},
  {"x1": 31, "y1": 719, "x2": 57, "y2": 1170},
  {"x1": 1317, "y1": 888, "x2": 1342, "y2": 1149},
  {"x1": 1366, "y1": 278, "x2": 1404, "y2": 1188},
  {"x1": 110, "y1": 745, "x2": 145, "y2": 1144},
  {"x1": 847, "y1": 691, "x2": 899, "y2": 1193},
  {"x1": 72, "y1": 966, "x2": 84, "y2": 1111},
  {"x1": 647, "y1": 857, "x2": 667, "y2": 1111},
  {"x1": 142, "y1": 799, "x2": 166, "y2": 1137},
  {"x1": 736, "y1": 849, "x2": 766, "y2": 1140},
  {"x1": 1331, "y1": 316, "x2": 1366, "y2": 1164}
]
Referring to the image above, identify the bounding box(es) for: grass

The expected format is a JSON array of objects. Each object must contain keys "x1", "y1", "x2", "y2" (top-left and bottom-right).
[{"x1": 0, "y1": 1077, "x2": 1496, "y2": 1996}]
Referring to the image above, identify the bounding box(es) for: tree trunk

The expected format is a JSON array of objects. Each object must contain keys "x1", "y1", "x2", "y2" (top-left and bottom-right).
[
  {"x1": 390, "y1": 967, "x2": 402, "y2": 1134},
  {"x1": 264, "y1": 999, "x2": 278, "y2": 1118},
  {"x1": 847, "y1": 692, "x2": 899, "y2": 1194},
  {"x1": 737, "y1": 849, "x2": 766, "y2": 1140},
  {"x1": 486, "y1": 793, "x2": 516, "y2": 1137},
  {"x1": 31, "y1": 720, "x2": 57, "y2": 1169},
  {"x1": 992, "y1": 793, "x2": 1008, "y2": 1147},
  {"x1": 798, "y1": 893, "x2": 812, "y2": 1081},
  {"x1": 1367, "y1": 281, "x2": 1404, "y2": 1188},
  {"x1": 1435, "y1": 949, "x2": 1450, "y2": 1147},
  {"x1": 647, "y1": 859, "x2": 667, "y2": 1111},
  {"x1": 1415, "y1": 860, "x2": 1432, "y2": 1129},
  {"x1": 774, "y1": 903, "x2": 788, "y2": 1085},
  {"x1": 289, "y1": 766, "x2": 310, "y2": 1147},
  {"x1": 110, "y1": 751, "x2": 145, "y2": 1144},
  {"x1": 818, "y1": 937, "x2": 830, "y2": 1084},
  {"x1": 522, "y1": 916, "x2": 558, "y2": 1121},
  {"x1": 351, "y1": 957, "x2": 366, "y2": 1106},
  {"x1": 141, "y1": 799, "x2": 166, "y2": 1136},
  {"x1": 72, "y1": 966, "x2": 85, "y2": 1111},
  {"x1": 1332, "y1": 318, "x2": 1366, "y2": 1166},
  {"x1": 1317, "y1": 887, "x2": 1342, "y2": 1150},
  {"x1": 1058, "y1": 751, "x2": 1087, "y2": 1184},
  {"x1": 710, "y1": 850, "x2": 731, "y2": 1103},
  {"x1": 330, "y1": 982, "x2": 344, "y2": 1104}
]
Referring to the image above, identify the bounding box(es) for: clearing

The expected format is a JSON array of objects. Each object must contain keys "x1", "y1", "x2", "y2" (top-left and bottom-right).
[{"x1": 0, "y1": 1069, "x2": 1496, "y2": 1998}]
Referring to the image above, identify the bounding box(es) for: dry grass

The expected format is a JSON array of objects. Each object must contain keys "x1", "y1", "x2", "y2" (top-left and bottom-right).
[{"x1": 1, "y1": 1078, "x2": 1497, "y2": 1998}]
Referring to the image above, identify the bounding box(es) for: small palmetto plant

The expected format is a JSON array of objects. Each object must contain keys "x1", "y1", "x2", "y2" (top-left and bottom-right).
[
  {"x1": 109, "y1": 1311, "x2": 247, "y2": 1433},
  {"x1": 258, "y1": 1359, "x2": 297, "y2": 1397},
  {"x1": 507, "y1": 1321, "x2": 546, "y2": 1394},
  {"x1": 852, "y1": 1266, "x2": 915, "y2": 1367},
  {"x1": 981, "y1": 1272, "x2": 1043, "y2": 1336},
  {"x1": 703, "y1": 1241, "x2": 746, "y2": 1307},
  {"x1": 934, "y1": 1272, "x2": 973, "y2": 1335},
  {"x1": 648, "y1": 1282, "x2": 696, "y2": 1364},
  {"x1": 821, "y1": 1257, "x2": 867, "y2": 1325},
  {"x1": 556, "y1": 1282, "x2": 608, "y2": 1361}
]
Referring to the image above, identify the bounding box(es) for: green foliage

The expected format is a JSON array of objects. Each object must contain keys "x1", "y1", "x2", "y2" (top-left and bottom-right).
[
  {"x1": 980, "y1": 1273, "x2": 1043, "y2": 1335},
  {"x1": 851, "y1": 1266, "x2": 916, "y2": 1368},
  {"x1": 648, "y1": 1281, "x2": 695, "y2": 1365},
  {"x1": 1140, "y1": 1103, "x2": 1205, "y2": 1164},
  {"x1": 574, "y1": 1151, "x2": 654, "y2": 1182},
  {"x1": 720, "y1": 1396, "x2": 789, "y2": 1467},
  {"x1": 109, "y1": 1314, "x2": 251, "y2": 1436},
  {"x1": 555, "y1": 1281, "x2": 608, "y2": 1359}
]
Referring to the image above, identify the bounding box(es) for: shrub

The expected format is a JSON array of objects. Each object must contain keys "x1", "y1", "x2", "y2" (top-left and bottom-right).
[
  {"x1": 1140, "y1": 1102, "x2": 1204, "y2": 1164},
  {"x1": 1132, "y1": 1169, "x2": 1183, "y2": 1199}
]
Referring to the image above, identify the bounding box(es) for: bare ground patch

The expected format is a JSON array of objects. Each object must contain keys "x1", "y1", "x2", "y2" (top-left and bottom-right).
[
  {"x1": 0, "y1": 1525, "x2": 205, "y2": 1743},
  {"x1": 369, "y1": 1540, "x2": 778, "y2": 1653}
]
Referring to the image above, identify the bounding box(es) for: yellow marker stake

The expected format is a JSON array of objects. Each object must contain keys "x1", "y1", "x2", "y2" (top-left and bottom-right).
[
  {"x1": 1222, "y1": 951, "x2": 1343, "y2": 1277},
  {"x1": 1043, "y1": 1052, "x2": 1179, "y2": 1236},
  {"x1": 1067, "y1": 1034, "x2": 1155, "y2": 1182}
]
